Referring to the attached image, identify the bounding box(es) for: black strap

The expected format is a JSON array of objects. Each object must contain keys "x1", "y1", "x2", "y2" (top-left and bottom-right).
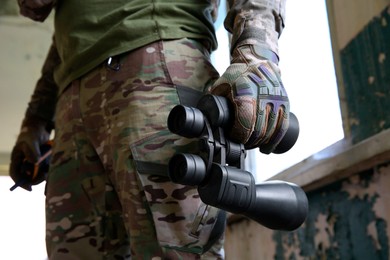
[
  {"x1": 176, "y1": 85, "x2": 203, "y2": 107},
  {"x1": 135, "y1": 160, "x2": 169, "y2": 177}
]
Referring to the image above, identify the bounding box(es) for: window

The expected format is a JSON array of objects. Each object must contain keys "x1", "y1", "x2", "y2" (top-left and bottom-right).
[{"x1": 0, "y1": 177, "x2": 47, "y2": 259}]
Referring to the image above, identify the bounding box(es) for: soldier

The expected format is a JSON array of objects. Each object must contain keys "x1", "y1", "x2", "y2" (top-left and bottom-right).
[{"x1": 10, "y1": 0, "x2": 289, "y2": 259}]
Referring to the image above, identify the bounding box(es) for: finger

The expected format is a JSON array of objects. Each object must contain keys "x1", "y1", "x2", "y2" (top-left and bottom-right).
[
  {"x1": 260, "y1": 105, "x2": 289, "y2": 154},
  {"x1": 245, "y1": 102, "x2": 270, "y2": 149},
  {"x1": 230, "y1": 95, "x2": 256, "y2": 145},
  {"x1": 262, "y1": 103, "x2": 279, "y2": 145},
  {"x1": 210, "y1": 82, "x2": 256, "y2": 144}
]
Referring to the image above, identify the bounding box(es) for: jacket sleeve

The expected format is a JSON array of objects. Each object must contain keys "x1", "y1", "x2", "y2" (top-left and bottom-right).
[
  {"x1": 224, "y1": 0, "x2": 286, "y2": 58},
  {"x1": 24, "y1": 36, "x2": 60, "y2": 129}
]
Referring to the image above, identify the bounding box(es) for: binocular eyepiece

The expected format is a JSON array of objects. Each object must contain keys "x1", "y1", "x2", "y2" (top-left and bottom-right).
[{"x1": 167, "y1": 95, "x2": 308, "y2": 231}]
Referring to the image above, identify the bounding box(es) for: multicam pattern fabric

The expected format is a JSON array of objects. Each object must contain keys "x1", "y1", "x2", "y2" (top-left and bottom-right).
[
  {"x1": 46, "y1": 38, "x2": 224, "y2": 259},
  {"x1": 225, "y1": 0, "x2": 287, "y2": 56}
]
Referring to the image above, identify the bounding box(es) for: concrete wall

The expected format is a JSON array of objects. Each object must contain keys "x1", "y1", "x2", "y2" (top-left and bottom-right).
[
  {"x1": 224, "y1": 2, "x2": 390, "y2": 259},
  {"x1": 0, "y1": 1, "x2": 53, "y2": 175}
]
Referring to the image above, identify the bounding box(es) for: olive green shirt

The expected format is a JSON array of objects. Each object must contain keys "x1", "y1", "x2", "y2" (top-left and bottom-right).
[
  {"x1": 27, "y1": 0, "x2": 286, "y2": 122},
  {"x1": 53, "y1": 0, "x2": 218, "y2": 92}
]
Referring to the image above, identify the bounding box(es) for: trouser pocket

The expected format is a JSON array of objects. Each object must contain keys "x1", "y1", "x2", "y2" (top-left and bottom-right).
[{"x1": 130, "y1": 130, "x2": 225, "y2": 254}]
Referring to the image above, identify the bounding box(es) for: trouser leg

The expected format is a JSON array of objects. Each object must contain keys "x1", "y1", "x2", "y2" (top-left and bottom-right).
[
  {"x1": 46, "y1": 83, "x2": 131, "y2": 259},
  {"x1": 47, "y1": 38, "x2": 225, "y2": 260}
]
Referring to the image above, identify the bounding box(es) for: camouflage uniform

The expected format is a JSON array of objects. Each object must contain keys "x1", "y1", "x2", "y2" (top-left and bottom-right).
[
  {"x1": 47, "y1": 39, "x2": 224, "y2": 259},
  {"x1": 13, "y1": 0, "x2": 287, "y2": 259}
]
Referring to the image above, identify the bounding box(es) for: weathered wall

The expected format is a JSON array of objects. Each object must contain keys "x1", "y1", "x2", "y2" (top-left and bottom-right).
[
  {"x1": 301, "y1": 164, "x2": 390, "y2": 259},
  {"x1": 225, "y1": 162, "x2": 390, "y2": 259},
  {"x1": 276, "y1": 162, "x2": 390, "y2": 259},
  {"x1": 339, "y1": 6, "x2": 390, "y2": 144},
  {"x1": 327, "y1": 0, "x2": 390, "y2": 143},
  {"x1": 224, "y1": 2, "x2": 390, "y2": 259}
]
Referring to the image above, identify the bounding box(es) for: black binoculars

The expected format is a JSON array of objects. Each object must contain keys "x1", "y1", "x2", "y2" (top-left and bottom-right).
[{"x1": 167, "y1": 94, "x2": 308, "y2": 231}]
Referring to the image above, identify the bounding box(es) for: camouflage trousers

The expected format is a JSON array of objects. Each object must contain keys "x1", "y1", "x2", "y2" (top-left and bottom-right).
[{"x1": 46, "y1": 38, "x2": 226, "y2": 259}]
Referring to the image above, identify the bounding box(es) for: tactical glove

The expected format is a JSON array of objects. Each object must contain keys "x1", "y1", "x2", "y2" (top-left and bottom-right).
[
  {"x1": 209, "y1": 0, "x2": 288, "y2": 154},
  {"x1": 209, "y1": 45, "x2": 289, "y2": 153},
  {"x1": 17, "y1": 0, "x2": 55, "y2": 22},
  {"x1": 10, "y1": 117, "x2": 51, "y2": 191}
]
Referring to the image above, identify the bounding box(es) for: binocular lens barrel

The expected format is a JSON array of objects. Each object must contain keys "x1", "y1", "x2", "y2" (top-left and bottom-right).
[
  {"x1": 272, "y1": 112, "x2": 300, "y2": 154},
  {"x1": 249, "y1": 180, "x2": 308, "y2": 231},
  {"x1": 198, "y1": 164, "x2": 308, "y2": 231},
  {"x1": 168, "y1": 153, "x2": 207, "y2": 186},
  {"x1": 168, "y1": 105, "x2": 205, "y2": 138}
]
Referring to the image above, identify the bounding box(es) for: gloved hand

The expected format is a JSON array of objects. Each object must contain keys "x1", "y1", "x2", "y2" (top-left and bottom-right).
[
  {"x1": 17, "y1": 0, "x2": 55, "y2": 22},
  {"x1": 10, "y1": 116, "x2": 51, "y2": 191},
  {"x1": 208, "y1": 45, "x2": 289, "y2": 154}
]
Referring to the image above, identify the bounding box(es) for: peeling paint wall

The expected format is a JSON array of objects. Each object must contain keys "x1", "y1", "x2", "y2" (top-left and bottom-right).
[
  {"x1": 225, "y1": 162, "x2": 390, "y2": 260},
  {"x1": 341, "y1": 6, "x2": 390, "y2": 144},
  {"x1": 273, "y1": 162, "x2": 390, "y2": 260}
]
